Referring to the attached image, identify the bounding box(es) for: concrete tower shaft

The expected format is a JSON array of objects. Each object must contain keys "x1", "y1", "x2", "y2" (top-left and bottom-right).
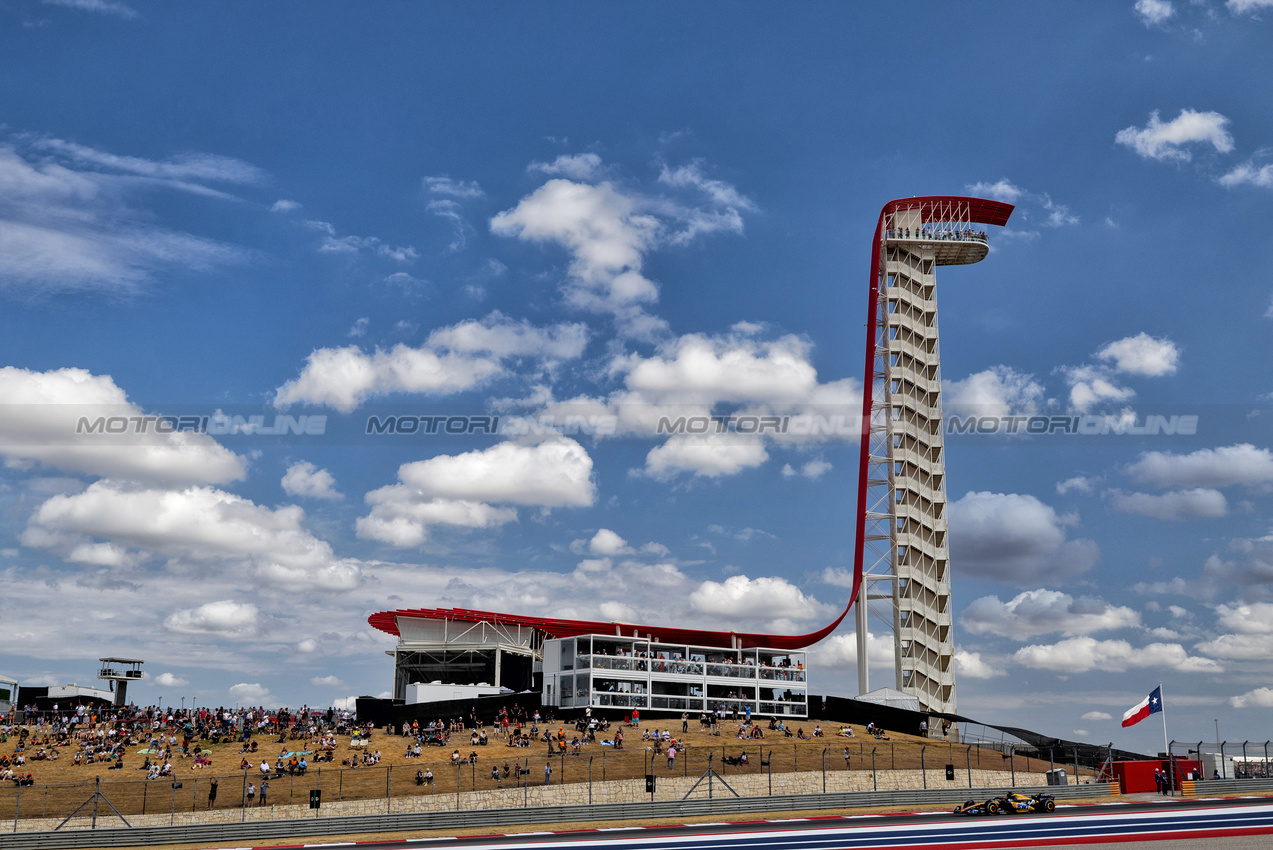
[{"x1": 852, "y1": 197, "x2": 1013, "y2": 715}]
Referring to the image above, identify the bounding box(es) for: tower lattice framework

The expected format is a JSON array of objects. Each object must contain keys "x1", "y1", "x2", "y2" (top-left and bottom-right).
[{"x1": 852, "y1": 197, "x2": 1013, "y2": 715}]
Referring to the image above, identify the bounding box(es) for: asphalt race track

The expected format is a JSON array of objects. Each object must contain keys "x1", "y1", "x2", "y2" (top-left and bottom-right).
[{"x1": 255, "y1": 799, "x2": 1273, "y2": 850}]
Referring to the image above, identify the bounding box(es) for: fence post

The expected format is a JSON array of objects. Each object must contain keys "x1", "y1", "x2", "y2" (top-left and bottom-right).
[
  {"x1": 588, "y1": 757, "x2": 593, "y2": 805},
  {"x1": 92, "y1": 776, "x2": 99, "y2": 830},
  {"x1": 921, "y1": 746, "x2": 926, "y2": 789},
  {"x1": 141, "y1": 781, "x2": 147, "y2": 815},
  {"x1": 822, "y1": 748, "x2": 826, "y2": 793},
  {"x1": 386, "y1": 765, "x2": 392, "y2": 814},
  {"x1": 871, "y1": 748, "x2": 877, "y2": 791},
  {"x1": 13, "y1": 782, "x2": 20, "y2": 832},
  {"x1": 967, "y1": 744, "x2": 972, "y2": 788},
  {"x1": 240, "y1": 772, "x2": 246, "y2": 822}
]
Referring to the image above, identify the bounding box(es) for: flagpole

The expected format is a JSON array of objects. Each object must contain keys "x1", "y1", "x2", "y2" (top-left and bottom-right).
[{"x1": 1159, "y1": 682, "x2": 1171, "y2": 793}]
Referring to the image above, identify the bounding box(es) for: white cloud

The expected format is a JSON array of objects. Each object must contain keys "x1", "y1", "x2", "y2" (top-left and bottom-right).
[
  {"x1": 423, "y1": 176, "x2": 484, "y2": 198},
  {"x1": 274, "y1": 313, "x2": 587, "y2": 411},
  {"x1": 23, "y1": 481, "x2": 363, "y2": 591},
  {"x1": 347, "y1": 317, "x2": 369, "y2": 338},
  {"x1": 781, "y1": 459, "x2": 831, "y2": 480},
  {"x1": 1056, "y1": 476, "x2": 1098, "y2": 495},
  {"x1": 228, "y1": 682, "x2": 274, "y2": 706},
  {"x1": 962, "y1": 589, "x2": 1140, "y2": 639},
  {"x1": 1106, "y1": 487, "x2": 1228, "y2": 521},
  {"x1": 965, "y1": 179, "x2": 1026, "y2": 203},
  {"x1": 949, "y1": 491, "x2": 1099, "y2": 583},
  {"x1": 152, "y1": 672, "x2": 189, "y2": 687},
  {"x1": 357, "y1": 438, "x2": 594, "y2": 547},
  {"x1": 1220, "y1": 162, "x2": 1273, "y2": 189},
  {"x1": 43, "y1": 0, "x2": 138, "y2": 18},
  {"x1": 1014, "y1": 636, "x2": 1222, "y2": 673},
  {"x1": 945, "y1": 366, "x2": 1044, "y2": 418},
  {"x1": 1095, "y1": 332, "x2": 1179, "y2": 376},
  {"x1": 821, "y1": 567, "x2": 855, "y2": 588},
  {"x1": 1115, "y1": 109, "x2": 1235, "y2": 162},
  {"x1": 310, "y1": 675, "x2": 345, "y2": 688},
  {"x1": 1196, "y1": 632, "x2": 1273, "y2": 660},
  {"x1": 964, "y1": 180, "x2": 1077, "y2": 228},
  {"x1": 529, "y1": 153, "x2": 604, "y2": 181},
  {"x1": 1081, "y1": 711, "x2": 1113, "y2": 721},
  {"x1": 492, "y1": 178, "x2": 665, "y2": 339},
  {"x1": 271, "y1": 199, "x2": 301, "y2": 212},
  {"x1": 643, "y1": 434, "x2": 769, "y2": 481},
  {"x1": 491, "y1": 160, "x2": 754, "y2": 340},
  {"x1": 1227, "y1": 0, "x2": 1273, "y2": 15},
  {"x1": 1214, "y1": 601, "x2": 1273, "y2": 634},
  {"x1": 0, "y1": 366, "x2": 247, "y2": 485},
  {"x1": 1126, "y1": 444, "x2": 1273, "y2": 490},
  {"x1": 304, "y1": 220, "x2": 418, "y2": 262},
  {"x1": 1060, "y1": 366, "x2": 1135, "y2": 411},
  {"x1": 689, "y1": 574, "x2": 834, "y2": 624},
  {"x1": 586, "y1": 528, "x2": 632, "y2": 556},
  {"x1": 281, "y1": 461, "x2": 343, "y2": 501},
  {"x1": 953, "y1": 650, "x2": 1006, "y2": 679},
  {"x1": 165, "y1": 600, "x2": 264, "y2": 638},
  {"x1": 0, "y1": 142, "x2": 250, "y2": 294},
  {"x1": 1135, "y1": 0, "x2": 1176, "y2": 26},
  {"x1": 1231, "y1": 687, "x2": 1273, "y2": 708}
]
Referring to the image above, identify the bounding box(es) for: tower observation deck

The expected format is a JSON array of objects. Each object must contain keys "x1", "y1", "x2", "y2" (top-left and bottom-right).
[{"x1": 852, "y1": 197, "x2": 1013, "y2": 715}]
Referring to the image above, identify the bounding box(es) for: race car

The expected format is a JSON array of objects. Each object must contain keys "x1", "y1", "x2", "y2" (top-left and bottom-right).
[
  {"x1": 993, "y1": 791, "x2": 1056, "y2": 814},
  {"x1": 952, "y1": 797, "x2": 1003, "y2": 815}
]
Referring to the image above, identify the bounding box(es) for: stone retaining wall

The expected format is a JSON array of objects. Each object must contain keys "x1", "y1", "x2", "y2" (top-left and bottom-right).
[{"x1": 2, "y1": 768, "x2": 1060, "y2": 832}]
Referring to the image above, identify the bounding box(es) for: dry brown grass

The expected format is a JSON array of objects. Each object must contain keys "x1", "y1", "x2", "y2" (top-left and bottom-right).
[{"x1": 1, "y1": 717, "x2": 1088, "y2": 821}]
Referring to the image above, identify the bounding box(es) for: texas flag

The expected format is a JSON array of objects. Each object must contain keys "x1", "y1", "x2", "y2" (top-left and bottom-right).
[{"x1": 1121, "y1": 686, "x2": 1164, "y2": 728}]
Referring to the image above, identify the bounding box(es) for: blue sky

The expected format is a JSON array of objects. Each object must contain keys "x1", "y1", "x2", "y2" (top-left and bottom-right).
[{"x1": 2, "y1": 0, "x2": 1273, "y2": 751}]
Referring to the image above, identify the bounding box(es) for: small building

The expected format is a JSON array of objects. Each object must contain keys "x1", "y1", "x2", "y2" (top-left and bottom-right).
[
  {"x1": 542, "y1": 634, "x2": 806, "y2": 717},
  {"x1": 0, "y1": 673, "x2": 17, "y2": 716}
]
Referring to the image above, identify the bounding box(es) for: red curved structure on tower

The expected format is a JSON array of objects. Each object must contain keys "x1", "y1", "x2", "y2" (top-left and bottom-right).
[{"x1": 369, "y1": 196, "x2": 1013, "y2": 655}]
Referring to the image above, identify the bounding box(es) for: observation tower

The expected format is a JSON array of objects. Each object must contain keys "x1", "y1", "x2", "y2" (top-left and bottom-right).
[{"x1": 852, "y1": 197, "x2": 1013, "y2": 715}]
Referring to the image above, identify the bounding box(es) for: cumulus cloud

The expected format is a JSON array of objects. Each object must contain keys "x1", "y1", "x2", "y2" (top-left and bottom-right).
[
  {"x1": 274, "y1": 313, "x2": 587, "y2": 411},
  {"x1": 1124, "y1": 444, "x2": 1273, "y2": 490},
  {"x1": 1134, "y1": 0, "x2": 1175, "y2": 26},
  {"x1": 782, "y1": 459, "x2": 831, "y2": 480},
  {"x1": 962, "y1": 589, "x2": 1140, "y2": 639},
  {"x1": 164, "y1": 600, "x2": 264, "y2": 637},
  {"x1": 529, "y1": 153, "x2": 603, "y2": 181},
  {"x1": 1013, "y1": 636, "x2": 1222, "y2": 673},
  {"x1": 643, "y1": 434, "x2": 768, "y2": 481},
  {"x1": 963, "y1": 179, "x2": 1077, "y2": 228},
  {"x1": 690, "y1": 574, "x2": 835, "y2": 626},
  {"x1": 310, "y1": 675, "x2": 345, "y2": 687},
  {"x1": 1231, "y1": 687, "x2": 1273, "y2": 708},
  {"x1": 1056, "y1": 476, "x2": 1098, "y2": 495},
  {"x1": 1081, "y1": 711, "x2": 1113, "y2": 721},
  {"x1": 1095, "y1": 333, "x2": 1180, "y2": 376},
  {"x1": 0, "y1": 366, "x2": 247, "y2": 485},
  {"x1": 1106, "y1": 487, "x2": 1228, "y2": 521},
  {"x1": 945, "y1": 366, "x2": 1044, "y2": 418},
  {"x1": 357, "y1": 438, "x2": 594, "y2": 547},
  {"x1": 1219, "y1": 162, "x2": 1273, "y2": 189},
  {"x1": 585, "y1": 529, "x2": 632, "y2": 556},
  {"x1": 1115, "y1": 109, "x2": 1235, "y2": 162},
  {"x1": 949, "y1": 491, "x2": 1099, "y2": 583},
  {"x1": 228, "y1": 682, "x2": 274, "y2": 706},
  {"x1": 491, "y1": 158, "x2": 754, "y2": 339},
  {"x1": 281, "y1": 461, "x2": 343, "y2": 500},
  {"x1": 23, "y1": 481, "x2": 363, "y2": 591},
  {"x1": 1059, "y1": 366, "x2": 1135, "y2": 411},
  {"x1": 152, "y1": 672, "x2": 189, "y2": 687},
  {"x1": 953, "y1": 650, "x2": 1006, "y2": 679}
]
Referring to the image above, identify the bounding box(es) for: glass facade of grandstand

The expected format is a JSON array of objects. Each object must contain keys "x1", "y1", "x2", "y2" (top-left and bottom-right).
[{"x1": 541, "y1": 635, "x2": 807, "y2": 718}]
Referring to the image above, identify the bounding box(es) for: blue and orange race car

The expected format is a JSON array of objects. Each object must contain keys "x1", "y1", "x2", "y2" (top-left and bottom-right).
[{"x1": 953, "y1": 792, "x2": 1055, "y2": 815}]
